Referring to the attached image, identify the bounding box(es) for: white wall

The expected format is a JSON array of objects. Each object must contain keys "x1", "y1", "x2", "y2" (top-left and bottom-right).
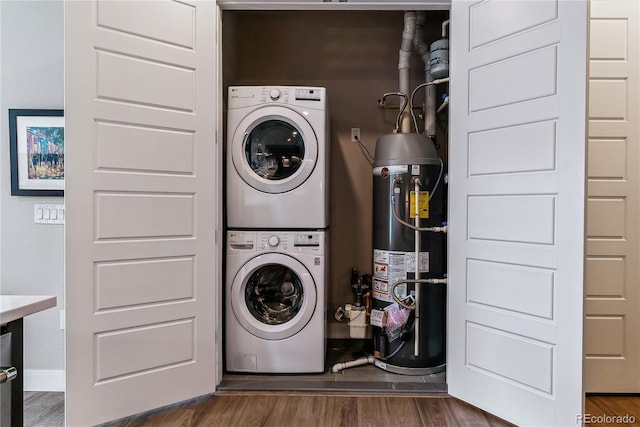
[
  {"x1": 0, "y1": 0, "x2": 3, "y2": 291},
  {"x1": 0, "y1": 0, "x2": 64, "y2": 391}
]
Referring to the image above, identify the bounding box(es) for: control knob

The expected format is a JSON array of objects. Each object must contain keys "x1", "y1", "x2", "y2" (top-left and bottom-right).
[
  {"x1": 269, "y1": 89, "x2": 281, "y2": 101},
  {"x1": 268, "y1": 235, "x2": 280, "y2": 247}
]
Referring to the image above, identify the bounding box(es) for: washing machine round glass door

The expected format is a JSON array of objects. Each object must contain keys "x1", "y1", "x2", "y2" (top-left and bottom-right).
[
  {"x1": 231, "y1": 253, "x2": 317, "y2": 340},
  {"x1": 231, "y1": 106, "x2": 318, "y2": 194}
]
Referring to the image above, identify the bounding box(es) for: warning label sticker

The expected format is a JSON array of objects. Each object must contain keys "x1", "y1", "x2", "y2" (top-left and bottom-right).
[
  {"x1": 373, "y1": 278, "x2": 388, "y2": 292},
  {"x1": 409, "y1": 191, "x2": 430, "y2": 219},
  {"x1": 392, "y1": 283, "x2": 407, "y2": 302},
  {"x1": 373, "y1": 289, "x2": 388, "y2": 301},
  {"x1": 374, "y1": 262, "x2": 388, "y2": 279},
  {"x1": 373, "y1": 249, "x2": 429, "y2": 302},
  {"x1": 405, "y1": 252, "x2": 430, "y2": 273},
  {"x1": 373, "y1": 278, "x2": 389, "y2": 301}
]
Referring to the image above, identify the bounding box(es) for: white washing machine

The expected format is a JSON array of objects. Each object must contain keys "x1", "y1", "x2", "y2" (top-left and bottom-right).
[
  {"x1": 226, "y1": 86, "x2": 329, "y2": 229},
  {"x1": 225, "y1": 230, "x2": 327, "y2": 373}
]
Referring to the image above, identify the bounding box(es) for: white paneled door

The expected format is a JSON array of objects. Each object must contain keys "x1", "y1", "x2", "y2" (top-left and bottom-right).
[
  {"x1": 65, "y1": 1, "x2": 219, "y2": 426},
  {"x1": 448, "y1": 1, "x2": 587, "y2": 426},
  {"x1": 63, "y1": 0, "x2": 591, "y2": 425},
  {"x1": 585, "y1": 0, "x2": 640, "y2": 392}
]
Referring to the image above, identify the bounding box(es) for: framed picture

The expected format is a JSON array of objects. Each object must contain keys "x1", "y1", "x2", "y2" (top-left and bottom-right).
[{"x1": 9, "y1": 109, "x2": 64, "y2": 196}]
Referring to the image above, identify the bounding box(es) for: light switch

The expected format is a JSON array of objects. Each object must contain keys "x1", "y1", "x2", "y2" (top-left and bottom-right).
[{"x1": 34, "y1": 204, "x2": 64, "y2": 224}]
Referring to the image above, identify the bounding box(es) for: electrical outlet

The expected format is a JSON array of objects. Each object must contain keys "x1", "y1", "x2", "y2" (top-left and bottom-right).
[{"x1": 351, "y1": 128, "x2": 360, "y2": 143}]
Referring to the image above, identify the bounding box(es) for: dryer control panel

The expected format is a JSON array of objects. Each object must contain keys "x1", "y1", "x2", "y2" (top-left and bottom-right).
[
  {"x1": 295, "y1": 88, "x2": 322, "y2": 101},
  {"x1": 228, "y1": 86, "x2": 326, "y2": 110}
]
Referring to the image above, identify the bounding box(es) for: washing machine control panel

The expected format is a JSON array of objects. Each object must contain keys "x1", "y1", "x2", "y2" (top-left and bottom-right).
[
  {"x1": 292, "y1": 233, "x2": 323, "y2": 254},
  {"x1": 227, "y1": 232, "x2": 323, "y2": 254},
  {"x1": 267, "y1": 235, "x2": 280, "y2": 247},
  {"x1": 259, "y1": 233, "x2": 288, "y2": 250},
  {"x1": 228, "y1": 231, "x2": 256, "y2": 251},
  {"x1": 293, "y1": 233, "x2": 320, "y2": 247}
]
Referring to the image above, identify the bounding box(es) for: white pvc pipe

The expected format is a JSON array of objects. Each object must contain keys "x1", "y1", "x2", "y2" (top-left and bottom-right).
[
  {"x1": 442, "y1": 19, "x2": 450, "y2": 38},
  {"x1": 331, "y1": 356, "x2": 375, "y2": 373},
  {"x1": 413, "y1": 11, "x2": 436, "y2": 137},
  {"x1": 424, "y1": 71, "x2": 436, "y2": 137},
  {"x1": 414, "y1": 178, "x2": 421, "y2": 357},
  {"x1": 399, "y1": 11, "x2": 416, "y2": 133},
  {"x1": 413, "y1": 12, "x2": 429, "y2": 68}
]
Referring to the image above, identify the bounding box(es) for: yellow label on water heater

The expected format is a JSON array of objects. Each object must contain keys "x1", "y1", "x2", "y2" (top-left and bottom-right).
[{"x1": 410, "y1": 191, "x2": 430, "y2": 219}]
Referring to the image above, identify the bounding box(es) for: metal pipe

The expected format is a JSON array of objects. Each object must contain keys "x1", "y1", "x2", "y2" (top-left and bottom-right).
[
  {"x1": 414, "y1": 178, "x2": 421, "y2": 357},
  {"x1": 379, "y1": 92, "x2": 409, "y2": 133},
  {"x1": 391, "y1": 278, "x2": 448, "y2": 310}
]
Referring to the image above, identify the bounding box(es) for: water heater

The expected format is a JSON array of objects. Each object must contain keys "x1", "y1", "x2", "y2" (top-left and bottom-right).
[{"x1": 371, "y1": 133, "x2": 446, "y2": 375}]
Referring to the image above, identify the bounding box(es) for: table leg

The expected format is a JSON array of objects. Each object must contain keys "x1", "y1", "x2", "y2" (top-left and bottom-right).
[{"x1": 5, "y1": 319, "x2": 23, "y2": 427}]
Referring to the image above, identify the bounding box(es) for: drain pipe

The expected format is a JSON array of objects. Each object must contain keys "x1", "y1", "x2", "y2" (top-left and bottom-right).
[
  {"x1": 399, "y1": 11, "x2": 416, "y2": 133},
  {"x1": 331, "y1": 356, "x2": 376, "y2": 373},
  {"x1": 413, "y1": 11, "x2": 435, "y2": 138}
]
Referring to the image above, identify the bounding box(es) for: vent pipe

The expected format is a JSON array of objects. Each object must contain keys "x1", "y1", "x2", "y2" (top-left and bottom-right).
[
  {"x1": 413, "y1": 11, "x2": 436, "y2": 138},
  {"x1": 398, "y1": 11, "x2": 416, "y2": 133}
]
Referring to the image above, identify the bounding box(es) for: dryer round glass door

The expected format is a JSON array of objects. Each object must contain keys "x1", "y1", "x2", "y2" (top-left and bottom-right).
[
  {"x1": 245, "y1": 121, "x2": 305, "y2": 181},
  {"x1": 231, "y1": 106, "x2": 318, "y2": 194},
  {"x1": 231, "y1": 253, "x2": 317, "y2": 340}
]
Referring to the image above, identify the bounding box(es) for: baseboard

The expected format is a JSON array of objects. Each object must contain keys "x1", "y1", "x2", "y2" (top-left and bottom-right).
[{"x1": 24, "y1": 369, "x2": 65, "y2": 392}]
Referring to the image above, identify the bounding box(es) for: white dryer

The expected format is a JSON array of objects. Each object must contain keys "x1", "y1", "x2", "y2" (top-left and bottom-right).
[
  {"x1": 225, "y1": 230, "x2": 327, "y2": 373},
  {"x1": 226, "y1": 86, "x2": 329, "y2": 229}
]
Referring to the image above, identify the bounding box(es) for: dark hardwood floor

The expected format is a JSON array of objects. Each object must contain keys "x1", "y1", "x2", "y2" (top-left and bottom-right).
[
  {"x1": 26, "y1": 391, "x2": 513, "y2": 427},
  {"x1": 24, "y1": 391, "x2": 640, "y2": 427},
  {"x1": 584, "y1": 394, "x2": 640, "y2": 427},
  {"x1": 24, "y1": 391, "x2": 65, "y2": 427},
  {"x1": 100, "y1": 392, "x2": 514, "y2": 427}
]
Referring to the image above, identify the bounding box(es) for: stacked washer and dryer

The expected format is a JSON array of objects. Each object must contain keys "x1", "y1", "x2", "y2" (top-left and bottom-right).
[{"x1": 225, "y1": 86, "x2": 329, "y2": 373}]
